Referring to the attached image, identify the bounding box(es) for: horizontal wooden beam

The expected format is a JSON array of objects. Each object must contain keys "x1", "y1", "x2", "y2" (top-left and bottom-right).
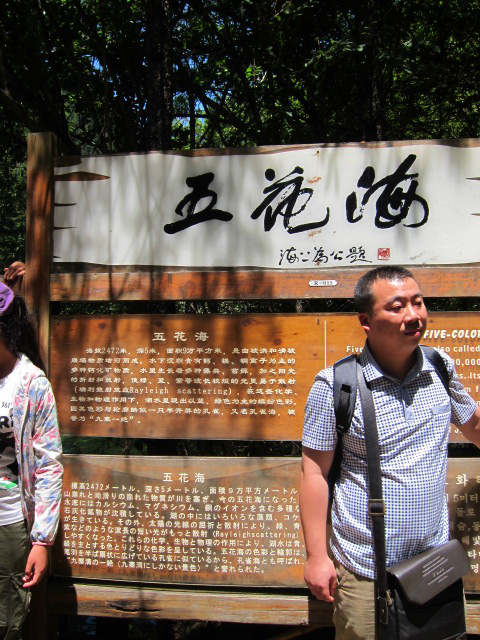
[
  {"x1": 46, "y1": 581, "x2": 331, "y2": 625},
  {"x1": 50, "y1": 265, "x2": 480, "y2": 302},
  {"x1": 45, "y1": 581, "x2": 480, "y2": 633}
]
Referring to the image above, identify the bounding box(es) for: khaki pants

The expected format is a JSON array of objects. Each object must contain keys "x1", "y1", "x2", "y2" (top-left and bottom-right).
[
  {"x1": 333, "y1": 560, "x2": 375, "y2": 640},
  {"x1": 0, "y1": 521, "x2": 31, "y2": 640}
]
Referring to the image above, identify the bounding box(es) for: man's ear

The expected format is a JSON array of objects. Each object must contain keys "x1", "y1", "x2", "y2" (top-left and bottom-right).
[{"x1": 358, "y1": 312, "x2": 370, "y2": 332}]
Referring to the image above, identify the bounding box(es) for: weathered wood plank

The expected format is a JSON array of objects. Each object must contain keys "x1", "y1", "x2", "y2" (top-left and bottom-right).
[
  {"x1": 45, "y1": 580, "x2": 480, "y2": 633},
  {"x1": 52, "y1": 456, "x2": 304, "y2": 587},
  {"x1": 446, "y1": 458, "x2": 480, "y2": 593},
  {"x1": 53, "y1": 455, "x2": 480, "y2": 592},
  {"x1": 46, "y1": 581, "x2": 332, "y2": 626},
  {"x1": 50, "y1": 265, "x2": 480, "y2": 301},
  {"x1": 465, "y1": 601, "x2": 480, "y2": 635},
  {"x1": 51, "y1": 313, "x2": 322, "y2": 439}
]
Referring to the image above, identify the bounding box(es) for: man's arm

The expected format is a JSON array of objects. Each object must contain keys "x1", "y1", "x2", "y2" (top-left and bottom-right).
[
  {"x1": 457, "y1": 406, "x2": 480, "y2": 448},
  {"x1": 300, "y1": 446, "x2": 336, "y2": 602}
]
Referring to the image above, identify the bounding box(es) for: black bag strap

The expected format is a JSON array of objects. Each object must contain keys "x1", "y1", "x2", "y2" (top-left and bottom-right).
[
  {"x1": 329, "y1": 356, "x2": 358, "y2": 499},
  {"x1": 333, "y1": 355, "x2": 358, "y2": 436},
  {"x1": 356, "y1": 361, "x2": 391, "y2": 627},
  {"x1": 333, "y1": 349, "x2": 449, "y2": 437},
  {"x1": 421, "y1": 345, "x2": 450, "y2": 395}
]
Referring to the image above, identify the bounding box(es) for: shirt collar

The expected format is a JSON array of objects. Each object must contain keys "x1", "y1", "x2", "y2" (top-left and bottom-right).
[{"x1": 360, "y1": 341, "x2": 429, "y2": 384}]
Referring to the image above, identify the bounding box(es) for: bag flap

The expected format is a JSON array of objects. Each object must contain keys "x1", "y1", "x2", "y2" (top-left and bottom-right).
[{"x1": 386, "y1": 540, "x2": 470, "y2": 605}]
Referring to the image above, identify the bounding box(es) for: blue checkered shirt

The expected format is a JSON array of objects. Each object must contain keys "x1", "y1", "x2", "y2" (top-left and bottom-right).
[{"x1": 302, "y1": 344, "x2": 476, "y2": 579}]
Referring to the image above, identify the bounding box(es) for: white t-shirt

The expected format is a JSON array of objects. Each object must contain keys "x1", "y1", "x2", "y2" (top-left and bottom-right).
[{"x1": 0, "y1": 359, "x2": 23, "y2": 525}]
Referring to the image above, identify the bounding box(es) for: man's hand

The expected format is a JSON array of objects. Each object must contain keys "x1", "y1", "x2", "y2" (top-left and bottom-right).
[
  {"x1": 4, "y1": 261, "x2": 25, "y2": 284},
  {"x1": 23, "y1": 545, "x2": 48, "y2": 588},
  {"x1": 304, "y1": 555, "x2": 337, "y2": 602}
]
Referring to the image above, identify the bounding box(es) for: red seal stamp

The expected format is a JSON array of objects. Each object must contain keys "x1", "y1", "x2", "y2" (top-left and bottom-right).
[{"x1": 377, "y1": 248, "x2": 390, "y2": 261}]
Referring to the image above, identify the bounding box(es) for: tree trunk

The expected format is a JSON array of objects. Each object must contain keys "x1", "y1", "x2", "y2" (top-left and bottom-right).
[
  {"x1": 144, "y1": 0, "x2": 172, "y2": 151},
  {"x1": 358, "y1": 0, "x2": 386, "y2": 141}
]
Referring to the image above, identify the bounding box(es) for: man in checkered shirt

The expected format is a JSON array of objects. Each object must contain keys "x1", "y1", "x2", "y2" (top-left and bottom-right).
[{"x1": 300, "y1": 266, "x2": 480, "y2": 640}]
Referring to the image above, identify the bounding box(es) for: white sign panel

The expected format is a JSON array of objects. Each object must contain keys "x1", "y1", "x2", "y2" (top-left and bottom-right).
[{"x1": 53, "y1": 141, "x2": 480, "y2": 268}]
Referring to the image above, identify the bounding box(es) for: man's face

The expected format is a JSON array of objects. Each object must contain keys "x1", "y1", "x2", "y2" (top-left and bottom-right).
[{"x1": 358, "y1": 277, "x2": 427, "y2": 358}]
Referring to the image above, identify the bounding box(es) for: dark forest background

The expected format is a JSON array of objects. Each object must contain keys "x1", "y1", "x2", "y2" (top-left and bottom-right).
[{"x1": 1, "y1": 0, "x2": 480, "y2": 265}]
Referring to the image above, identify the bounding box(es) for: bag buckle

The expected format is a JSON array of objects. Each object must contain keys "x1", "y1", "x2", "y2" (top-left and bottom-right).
[
  {"x1": 368, "y1": 499, "x2": 385, "y2": 516},
  {"x1": 377, "y1": 593, "x2": 391, "y2": 625}
]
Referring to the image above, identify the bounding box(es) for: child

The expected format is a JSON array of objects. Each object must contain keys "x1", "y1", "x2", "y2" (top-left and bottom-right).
[{"x1": 0, "y1": 282, "x2": 62, "y2": 639}]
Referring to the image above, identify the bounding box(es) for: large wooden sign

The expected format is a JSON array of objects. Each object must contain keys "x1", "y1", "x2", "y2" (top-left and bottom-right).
[
  {"x1": 52, "y1": 312, "x2": 480, "y2": 441},
  {"x1": 53, "y1": 455, "x2": 480, "y2": 592},
  {"x1": 53, "y1": 140, "x2": 480, "y2": 269}
]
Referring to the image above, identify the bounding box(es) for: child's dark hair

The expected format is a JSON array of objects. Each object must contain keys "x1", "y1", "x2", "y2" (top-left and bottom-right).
[{"x1": 0, "y1": 295, "x2": 44, "y2": 370}]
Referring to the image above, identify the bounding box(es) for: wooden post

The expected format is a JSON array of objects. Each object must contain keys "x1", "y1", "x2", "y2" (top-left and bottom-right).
[
  {"x1": 25, "y1": 132, "x2": 55, "y2": 374},
  {"x1": 23, "y1": 133, "x2": 55, "y2": 640}
]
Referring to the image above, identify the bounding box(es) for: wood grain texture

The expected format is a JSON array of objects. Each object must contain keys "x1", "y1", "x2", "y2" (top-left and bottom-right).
[
  {"x1": 51, "y1": 313, "x2": 323, "y2": 439},
  {"x1": 53, "y1": 455, "x2": 480, "y2": 592},
  {"x1": 45, "y1": 581, "x2": 480, "y2": 632},
  {"x1": 52, "y1": 455, "x2": 304, "y2": 587},
  {"x1": 50, "y1": 265, "x2": 480, "y2": 301},
  {"x1": 26, "y1": 132, "x2": 55, "y2": 372},
  {"x1": 46, "y1": 581, "x2": 333, "y2": 625}
]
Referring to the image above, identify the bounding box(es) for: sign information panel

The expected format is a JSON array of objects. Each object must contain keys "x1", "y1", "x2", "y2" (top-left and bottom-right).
[
  {"x1": 51, "y1": 313, "x2": 480, "y2": 441},
  {"x1": 53, "y1": 142, "x2": 480, "y2": 268},
  {"x1": 52, "y1": 456, "x2": 304, "y2": 587},
  {"x1": 51, "y1": 314, "x2": 321, "y2": 439},
  {"x1": 53, "y1": 455, "x2": 480, "y2": 591}
]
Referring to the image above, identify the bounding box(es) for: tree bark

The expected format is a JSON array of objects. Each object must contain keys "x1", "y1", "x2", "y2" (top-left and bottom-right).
[{"x1": 144, "y1": 0, "x2": 173, "y2": 151}]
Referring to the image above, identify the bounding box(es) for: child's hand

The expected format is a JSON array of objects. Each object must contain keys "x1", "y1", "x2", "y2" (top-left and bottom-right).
[
  {"x1": 23, "y1": 545, "x2": 48, "y2": 588},
  {"x1": 4, "y1": 261, "x2": 25, "y2": 283}
]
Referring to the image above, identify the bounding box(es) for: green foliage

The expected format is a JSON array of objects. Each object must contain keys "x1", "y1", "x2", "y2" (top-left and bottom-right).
[
  {"x1": 2, "y1": 0, "x2": 480, "y2": 158},
  {"x1": 0, "y1": 123, "x2": 27, "y2": 267}
]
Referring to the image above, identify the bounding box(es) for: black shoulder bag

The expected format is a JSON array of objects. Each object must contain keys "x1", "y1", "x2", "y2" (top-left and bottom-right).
[{"x1": 356, "y1": 362, "x2": 469, "y2": 640}]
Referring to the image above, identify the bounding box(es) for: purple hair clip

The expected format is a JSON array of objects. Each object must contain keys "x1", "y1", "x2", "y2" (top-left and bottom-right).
[{"x1": 0, "y1": 283, "x2": 14, "y2": 316}]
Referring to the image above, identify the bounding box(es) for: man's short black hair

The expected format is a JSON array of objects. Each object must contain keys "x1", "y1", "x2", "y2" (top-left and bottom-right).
[{"x1": 354, "y1": 266, "x2": 416, "y2": 314}]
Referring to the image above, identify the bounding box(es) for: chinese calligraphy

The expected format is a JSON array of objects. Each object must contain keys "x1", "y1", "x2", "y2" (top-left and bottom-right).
[
  {"x1": 346, "y1": 154, "x2": 429, "y2": 228},
  {"x1": 251, "y1": 168, "x2": 329, "y2": 233},
  {"x1": 164, "y1": 173, "x2": 233, "y2": 234},
  {"x1": 165, "y1": 156, "x2": 429, "y2": 237},
  {"x1": 278, "y1": 245, "x2": 371, "y2": 266}
]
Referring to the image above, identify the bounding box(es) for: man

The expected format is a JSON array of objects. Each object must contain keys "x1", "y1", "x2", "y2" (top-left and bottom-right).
[{"x1": 300, "y1": 265, "x2": 480, "y2": 639}]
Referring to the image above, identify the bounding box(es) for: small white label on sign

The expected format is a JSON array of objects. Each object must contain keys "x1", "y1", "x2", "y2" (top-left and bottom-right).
[{"x1": 309, "y1": 280, "x2": 338, "y2": 287}]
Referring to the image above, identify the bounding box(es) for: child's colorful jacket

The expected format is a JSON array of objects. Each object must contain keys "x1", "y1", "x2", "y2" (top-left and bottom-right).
[{"x1": 11, "y1": 354, "x2": 63, "y2": 544}]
